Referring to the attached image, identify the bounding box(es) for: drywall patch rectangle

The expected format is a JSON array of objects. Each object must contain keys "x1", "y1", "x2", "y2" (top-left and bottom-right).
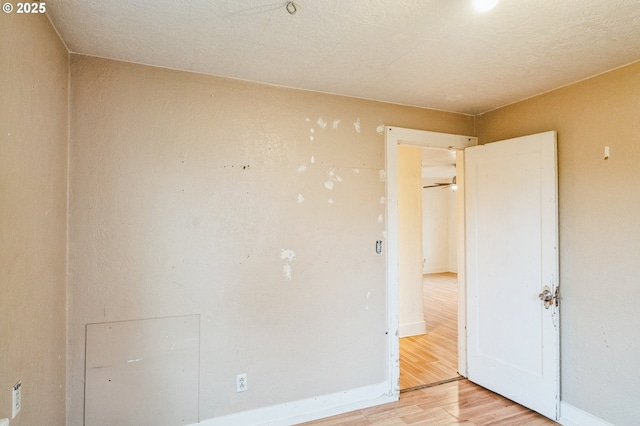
[{"x1": 85, "y1": 315, "x2": 200, "y2": 426}]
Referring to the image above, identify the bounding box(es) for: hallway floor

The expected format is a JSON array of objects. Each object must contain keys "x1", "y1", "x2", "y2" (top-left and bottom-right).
[{"x1": 400, "y1": 273, "x2": 459, "y2": 390}]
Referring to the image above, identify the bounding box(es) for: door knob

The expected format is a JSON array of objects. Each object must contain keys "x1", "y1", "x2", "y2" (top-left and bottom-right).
[{"x1": 538, "y1": 286, "x2": 557, "y2": 309}]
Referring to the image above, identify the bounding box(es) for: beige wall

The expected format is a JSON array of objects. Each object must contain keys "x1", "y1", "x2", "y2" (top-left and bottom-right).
[
  {"x1": 476, "y1": 60, "x2": 640, "y2": 425},
  {"x1": 67, "y1": 55, "x2": 474, "y2": 424},
  {"x1": 0, "y1": 13, "x2": 69, "y2": 425},
  {"x1": 398, "y1": 145, "x2": 425, "y2": 336},
  {"x1": 421, "y1": 187, "x2": 451, "y2": 273}
]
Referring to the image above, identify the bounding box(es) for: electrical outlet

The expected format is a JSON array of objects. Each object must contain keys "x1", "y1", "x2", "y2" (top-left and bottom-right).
[
  {"x1": 12, "y1": 381, "x2": 21, "y2": 418},
  {"x1": 236, "y1": 373, "x2": 247, "y2": 392}
]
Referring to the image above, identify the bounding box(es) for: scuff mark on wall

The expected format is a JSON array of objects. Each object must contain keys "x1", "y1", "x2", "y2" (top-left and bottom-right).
[
  {"x1": 379, "y1": 170, "x2": 386, "y2": 182},
  {"x1": 376, "y1": 125, "x2": 385, "y2": 134},
  {"x1": 317, "y1": 117, "x2": 327, "y2": 129},
  {"x1": 377, "y1": 214, "x2": 383, "y2": 224},
  {"x1": 354, "y1": 118, "x2": 361, "y2": 133},
  {"x1": 366, "y1": 292, "x2": 371, "y2": 310},
  {"x1": 324, "y1": 181, "x2": 334, "y2": 190},
  {"x1": 310, "y1": 135, "x2": 314, "y2": 141},
  {"x1": 353, "y1": 168, "x2": 360, "y2": 174},
  {"x1": 296, "y1": 164, "x2": 307, "y2": 172},
  {"x1": 311, "y1": 155, "x2": 315, "y2": 164},
  {"x1": 332, "y1": 120, "x2": 340, "y2": 129},
  {"x1": 328, "y1": 199, "x2": 334, "y2": 204},
  {"x1": 297, "y1": 194, "x2": 304, "y2": 203}
]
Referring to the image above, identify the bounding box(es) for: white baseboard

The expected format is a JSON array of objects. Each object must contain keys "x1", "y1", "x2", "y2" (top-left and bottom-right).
[
  {"x1": 192, "y1": 382, "x2": 395, "y2": 426},
  {"x1": 559, "y1": 402, "x2": 615, "y2": 426},
  {"x1": 398, "y1": 321, "x2": 426, "y2": 338}
]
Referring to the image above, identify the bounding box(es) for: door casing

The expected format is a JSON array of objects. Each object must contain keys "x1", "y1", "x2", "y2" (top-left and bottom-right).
[{"x1": 384, "y1": 126, "x2": 477, "y2": 395}]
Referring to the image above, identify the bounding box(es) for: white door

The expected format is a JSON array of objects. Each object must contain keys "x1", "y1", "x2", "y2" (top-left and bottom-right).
[{"x1": 465, "y1": 131, "x2": 559, "y2": 419}]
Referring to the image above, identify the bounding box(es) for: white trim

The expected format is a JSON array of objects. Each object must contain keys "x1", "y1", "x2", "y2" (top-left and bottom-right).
[
  {"x1": 192, "y1": 382, "x2": 395, "y2": 426},
  {"x1": 558, "y1": 402, "x2": 616, "y2": 426},
  {"x1": 385, "y1": 127, "x2": 477, "y2": 391},
  {"x1": 399, "y1": 321, "x2": 426, "y2": 338},
  {"x1": 454, "y1": 151, "x2": 467, "y2": 377}
]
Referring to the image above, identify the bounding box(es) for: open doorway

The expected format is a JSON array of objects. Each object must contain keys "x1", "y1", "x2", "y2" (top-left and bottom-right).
[
  {"x1": 384, "y1": 126, "x2": 477, "y2": 396},
  {"x1": 399, "y1": 146, "x2": 459, "y2": 391}
]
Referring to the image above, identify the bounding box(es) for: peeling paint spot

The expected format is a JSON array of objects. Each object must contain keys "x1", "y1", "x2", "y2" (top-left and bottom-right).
[
  {"x1": 379, "y1": 170, "x2": 386, "y2": 182},
  {"x1": 297, "y1": 194, "x2": 304, "y2": 203},
  {"x1": 382, "y1": 231, "x2": 387, "y2": 238},
  {"x1": 311, "y1": 155, "x2": 315, "y2": 164},
  {"x1": 380, "y1": 196, "x2": 386, "y2": 204},
  {"x1": 324, "y1": 168, "x2": 343, "y2": 190},
  {"x1": 328, "y1": 198, "x2": 334, "y2": 204},
  {"x1": 353, "y1": 168, "x2": 360, "y2": 173},
  {"x1": 378, "y1": 214, "x2": 384, "y2": 224},
  {"x1": 280, "y1": 249, "x2": 296, "y2": 262},
  {"x1": 310, "y1": 136, "x2": 314, "y2": 141},
  {"x1": 366, "y1": 292, "x2": 371, "y2": 310},
  {"x1": 296, "y1": 164, "x2": 307, "y2": 172},
  {"x1": 376, "y1": 125, "x2": 385, "y2": 134},
  {"x1": 283, "y1": 264, "x2": 292, "y2": 280},
  {"x1": 354, "y1": 118, "x2": 361, "y2": 133},
  {"x1": 127, "y1": 358, "x2": 144, "y2": 363},
  {"x1": 317, "y1": 117, "x2": 327, "y2": 129},
  {"x1": 327, "y1": 168, "x2": 343, "y2": 184},
  {"x1": 310, "y1": 128, "x2": 315, "y2": 133},
  {"x1": 281, "y1": 249, "x2": 296, "y2": 281},
  {"x1": 332, "y1": 119, "x2": 340, "y2": 129},
  {"x1": 305, "y1": 117, "x2": 310, "y2": 122}
]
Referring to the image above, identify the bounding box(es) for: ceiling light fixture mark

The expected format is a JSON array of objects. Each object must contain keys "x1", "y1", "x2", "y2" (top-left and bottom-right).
[{"x1": 286, "y1": 1, "x2": 297, "y2": 15}]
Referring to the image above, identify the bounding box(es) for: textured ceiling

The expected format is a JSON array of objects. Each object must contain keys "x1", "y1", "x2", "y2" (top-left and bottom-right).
[{"x1": 47, "y1": 0, "x2": 640, "y2": 114}]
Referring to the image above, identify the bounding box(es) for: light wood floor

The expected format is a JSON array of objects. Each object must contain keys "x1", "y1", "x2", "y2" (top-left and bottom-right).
[
  {"x1": 299, "y1": 379, "x2": 558, "y2": 425},
  {"x1": 400, "y1": 273, "x2": 459, "y2": 390}
]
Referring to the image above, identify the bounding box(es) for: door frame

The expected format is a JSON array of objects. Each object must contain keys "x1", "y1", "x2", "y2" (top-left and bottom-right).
[{"x1": 384, "y1": 126, "x2": 477, "y2": 394}]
